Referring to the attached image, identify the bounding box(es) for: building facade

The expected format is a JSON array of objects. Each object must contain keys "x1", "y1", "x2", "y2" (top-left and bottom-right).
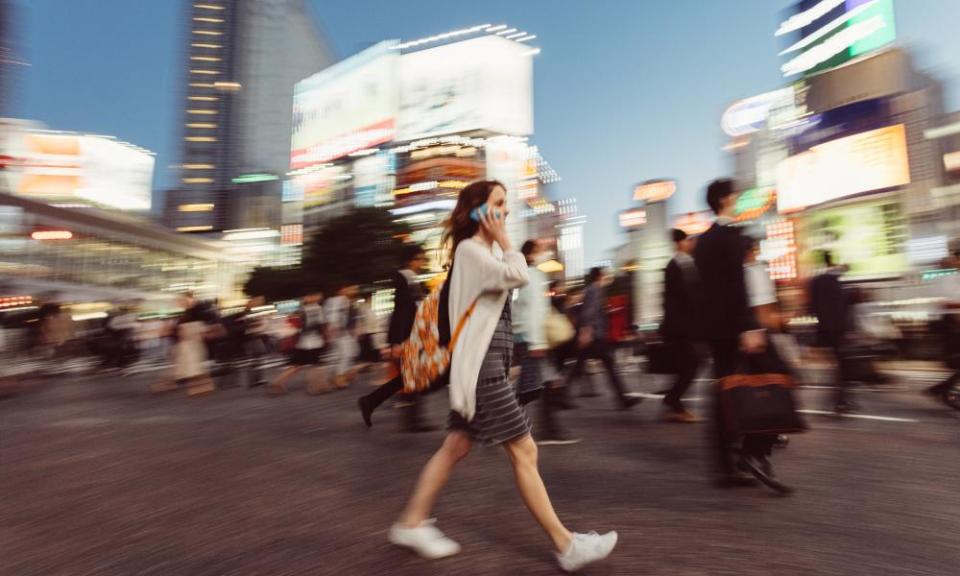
[
  {"x1": 0, "y1": 0, "x2": 25, "y2": 118},
  {"x1": 167, "y1": 0, "x2": 333, "y2": 234}
]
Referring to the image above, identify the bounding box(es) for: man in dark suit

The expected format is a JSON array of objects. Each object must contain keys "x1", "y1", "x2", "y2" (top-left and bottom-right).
[
  {"x1": 660, "y1": 228, "x2": 702, "y2": 423},
  {"x1": 357, "y1": 244, "x2": 432, "y2": 431},
  {"x1": 809, "y1": 251, "x2": 853, "y2": 412},
  {"x1": 693, "y1": 179, "x2": 769, "y2": 486}
]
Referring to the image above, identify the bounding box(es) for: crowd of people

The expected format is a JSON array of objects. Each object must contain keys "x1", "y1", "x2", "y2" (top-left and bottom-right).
[{"x1": 5, "y1": 178, "x2": 960, "y2": 572}]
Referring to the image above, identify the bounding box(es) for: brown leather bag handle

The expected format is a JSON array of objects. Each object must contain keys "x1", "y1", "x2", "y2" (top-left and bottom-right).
[{"x1": 448, "y1": 299, "x2": 479, "y2": 352}]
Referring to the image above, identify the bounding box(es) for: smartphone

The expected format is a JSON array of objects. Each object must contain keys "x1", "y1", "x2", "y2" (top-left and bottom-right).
[{"x1": 470, "y1": 204, "x2": 500, "y2": 223}]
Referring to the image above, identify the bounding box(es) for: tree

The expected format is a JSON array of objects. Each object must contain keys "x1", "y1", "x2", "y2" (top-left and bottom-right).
[
  {"x1": 243, "y1": 266, "x2": 305, "y2": 302},
  {"x1": 303, "y1": 207, "x2": 412, "y2": 293},
  {"x1": 243, "y1": 207, "x2": 413, "y2": 301}
]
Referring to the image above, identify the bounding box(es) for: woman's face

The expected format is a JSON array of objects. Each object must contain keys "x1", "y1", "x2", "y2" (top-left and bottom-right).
[{"x1": 485, "y1": 185, "x2": 508, "y2": 218}]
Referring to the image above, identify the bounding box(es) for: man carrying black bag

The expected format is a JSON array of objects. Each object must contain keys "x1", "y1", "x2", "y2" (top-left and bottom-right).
[
  {"x1": 660, "y1": 228, "x2": 703, "y2": 423},
  {"x1": 695, "y1": 179, "x2": 793, "y2": 492}
]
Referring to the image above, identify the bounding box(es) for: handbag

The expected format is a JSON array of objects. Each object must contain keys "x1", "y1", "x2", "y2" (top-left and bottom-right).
[
  {"x1": 720, "y1": 346, "x2": 808, "y2": 436},
  {"x1": 646, "y1": 340, "x2": 677, "y2": 375},
  {"x1": 545, "y1": 308, "x2": 575, "y2": 349}
]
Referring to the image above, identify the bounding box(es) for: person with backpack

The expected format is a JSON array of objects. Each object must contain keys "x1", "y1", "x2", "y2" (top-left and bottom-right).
[
  {"x1": 357, "y1": 244, "x2": 433, "y2": 431},
  {"x1": 388, "y1": 180, "x2": 617, "y2": 573}
]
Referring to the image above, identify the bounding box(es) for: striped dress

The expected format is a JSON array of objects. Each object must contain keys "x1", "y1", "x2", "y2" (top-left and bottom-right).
[{"x1": 449, "y1": 300, "x2": 532, "y2": 446}]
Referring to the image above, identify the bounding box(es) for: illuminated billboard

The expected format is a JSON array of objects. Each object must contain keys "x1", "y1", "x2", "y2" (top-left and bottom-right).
[
  {"x1": 672, "y1": 211, "x2": 713, "y2": 236},
  {"x1": 802, "y1": 199, "x2": 907, "y2": 279},
  {"x1": 10, "y1": 131, "x2": 154, "y2": 211},
  {"x1": 776, "y1": 124, "x2": 909, "y2": 212},
  {"x1": 722, "y1": 88, "x2": 796, "y2": 137},
  {"x1": 778, "y1": 0, "x2": 897, "y2": 78},
  {"x1": 397, "y1": 36, "x2": 533, "y2": 141},
  {"x1": 632, "y1": 180, "x2": 675, "y2": 203},
  {"x1": 291, "y1": 41, "x2": 399, "y2": 169},
  {"x1": 619, "y1": 208, "x2": 647, "y2": 229}
]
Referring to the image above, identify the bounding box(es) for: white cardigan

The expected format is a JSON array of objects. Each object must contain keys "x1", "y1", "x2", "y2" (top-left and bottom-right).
[{"x1": 448, "y1": 237, "x2": 529, "y2": 421}]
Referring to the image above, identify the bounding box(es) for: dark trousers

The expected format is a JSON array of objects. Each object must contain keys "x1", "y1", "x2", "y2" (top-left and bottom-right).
[
  {"x1": 664, "y1": 338, "x2": 700, "y2": 411},
  {"x1": 360, "y1": 366, "x2": 429, "y2": 429},
  {"x1": 568, "y1": 339, "x2": 630, "y2": 406},
  {"x1": 515, "y1": 343, "x2": 568, "y2": 440},
  {"x1": 818, "y1": 331, "x2": 851, "y2": 406},
  {"x1": 708, "y1": 338, "x2": 776, "y2": 476},
  {"x1": 929, "y1": 370, "x2": 960, "y2": 395}
]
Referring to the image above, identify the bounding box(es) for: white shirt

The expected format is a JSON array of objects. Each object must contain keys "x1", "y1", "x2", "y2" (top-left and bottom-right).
[
  {"x1": 449, "y1": 238, "x2": 528, "y2": 421},
  {"x1": 297, "y1": 303, "x2": 325, "y2": 350},
  {"x1": 745, "y1": 261, "x2": 777, "y2": 308},
  {"x1": 514, "y1": 265, "x2": 549, "y2": 350},
  {"x1": 324, "y1": 295, "x2": 351, "y2": 334}
]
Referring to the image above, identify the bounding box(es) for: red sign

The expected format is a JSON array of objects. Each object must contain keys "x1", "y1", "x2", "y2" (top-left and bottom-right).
[{"x1": 290, "y1": 118, "x2": 395, "y2": 170}]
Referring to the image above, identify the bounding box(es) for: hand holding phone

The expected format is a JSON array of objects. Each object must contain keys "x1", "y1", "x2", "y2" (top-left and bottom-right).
[
  {"x1": 470, "y1": 204, "x2": 498, "y2": 223},
  {"x1": 473, "y1": 203, "x2": 511, "y2": 251}
]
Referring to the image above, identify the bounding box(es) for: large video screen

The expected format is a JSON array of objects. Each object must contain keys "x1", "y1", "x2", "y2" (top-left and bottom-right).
[
  {"x1": 291, "y1": 41, "x2": 399, "y2": 169},
  {"x1": 397, "y1": 35, "x2": 533, "y2": 141},
  {"x1": 777, "y1": 124, "x2": 910, "y2": 212},
  {"x1": 802, "y1": 199, "x2": 908, "y2": 279},
  {"x1": 13, "y1": 132, "x2": 154, "y2": 211}
]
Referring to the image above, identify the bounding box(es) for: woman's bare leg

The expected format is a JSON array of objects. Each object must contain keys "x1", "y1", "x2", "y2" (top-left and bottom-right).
[
  {"x1": 397, "y1": 432, "x2": 473, "y2": 527},
  {"x1": 503, "y1": 434, "x2": 572, "y2": 553}
]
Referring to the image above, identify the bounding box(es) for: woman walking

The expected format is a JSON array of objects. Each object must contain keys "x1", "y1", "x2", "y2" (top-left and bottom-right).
[
  {"x1": 268, "y1": 292, "x2": 327, "y2": 395},
  {"x1": 152, "y1": 292, "x2": 216, "y2": 396},
  {"x1": 388, "y1": 180, "x2": 617, "y2": 572}
]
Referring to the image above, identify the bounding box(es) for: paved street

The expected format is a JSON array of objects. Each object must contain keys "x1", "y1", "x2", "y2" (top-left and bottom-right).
[{"x1": 2, "y1": 363, "x2": 959, "y2": 576}]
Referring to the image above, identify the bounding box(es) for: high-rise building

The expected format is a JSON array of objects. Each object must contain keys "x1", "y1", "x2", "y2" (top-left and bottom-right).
[
  {"x1": 166, "y1": 0, "x2": 333, "y2": 234},
  {"x1": 0, "y1": 0, "x2": 26, "y2": 118}
]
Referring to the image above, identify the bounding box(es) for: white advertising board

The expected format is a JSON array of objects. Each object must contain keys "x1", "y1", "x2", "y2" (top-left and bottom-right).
[{"x1": 398, "y1": 36, "x2": 533, "y2": 141}]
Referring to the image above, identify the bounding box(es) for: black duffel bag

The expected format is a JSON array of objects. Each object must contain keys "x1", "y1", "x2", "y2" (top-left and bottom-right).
[
  {"x1": 720, "y1": 346, "x2": 808, "y2": 436},
  {"x1": 646, "y1": 340, "x2": 677, "y2": 375}
]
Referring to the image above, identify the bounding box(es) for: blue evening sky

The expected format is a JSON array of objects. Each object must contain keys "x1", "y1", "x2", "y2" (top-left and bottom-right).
[{"x1": 16, "y1": 0, "x2": 960, "y2": 263}]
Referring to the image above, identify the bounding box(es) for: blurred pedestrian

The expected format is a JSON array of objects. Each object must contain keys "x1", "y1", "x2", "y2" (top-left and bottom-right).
[
  {"x1": 224, "y1": 296, "x2": 269, "y2": 388},
  {"x1": 545, "y1": 281, "x2": 578, "y2": 407},
  {"x1": 925, "y1": 251, "x2": 960, "y2": 403},
  {"x1": 515, "y1": 239, "x2": 578, "y2": 445},
  {"x1": 103, "y1": 302, "x2": 140, "y2": 370},
  {"x1": 389, "y1": 181, "x2": 616, "y2": 572},
  {"x1": 152, "y1": 292, "x2": 216, "y2": 396},
  {"x1": 565, "y1": 267, "x2": 641, "y2": 410},
  {"x1": 660, "y1": 228, "x2": 703, "y2": 423},
  {"x1": 268, "y1": 292, "x2": 326, "y2": 395},
  {"x1": 740, "y1": 234, "x2": 794, "y2": 492},
  {"x1": 808, "y1": 251, "x2": 855, "y2": 413},
  {"x1": 693, "y1": 179, "x2": 770, "y2": 487},
  {"x1": 357, "y1": 244, "x2": 434, "y2": 431},
  {"x1": 326, "y1": 284, "x2": 360, "y2": 389}
]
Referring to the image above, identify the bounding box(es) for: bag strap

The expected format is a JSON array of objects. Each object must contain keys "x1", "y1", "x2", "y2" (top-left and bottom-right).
[{"x1": 448, "y1": 298, "x2": 479, "y2": 352}]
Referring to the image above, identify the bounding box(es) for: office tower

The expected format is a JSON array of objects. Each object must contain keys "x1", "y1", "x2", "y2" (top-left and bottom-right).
[
  {"x1": 0, "y1": 0, "x2": 25, "y2": 118},
  {"x1": 168, "y1": 0, "x2": 333, "y2": 233}
]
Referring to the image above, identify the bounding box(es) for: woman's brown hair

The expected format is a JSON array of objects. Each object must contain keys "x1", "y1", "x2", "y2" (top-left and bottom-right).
[{"x1": 441, "y1": 180, "x2": 505, "y2": 264}]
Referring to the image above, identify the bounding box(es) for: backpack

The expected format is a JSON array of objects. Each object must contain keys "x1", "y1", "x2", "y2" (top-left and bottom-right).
[{"x1": 400, "y1": 270, "x2": 477, "y2": 393}]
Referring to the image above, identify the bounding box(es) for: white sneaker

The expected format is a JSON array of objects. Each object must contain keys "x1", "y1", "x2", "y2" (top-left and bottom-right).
[
  {"x1": 388, "y1": 519, "x2": 461, "y2": 559},
  {"x1": 556, "y1": 531, "x2": 618, "y2": 573}
]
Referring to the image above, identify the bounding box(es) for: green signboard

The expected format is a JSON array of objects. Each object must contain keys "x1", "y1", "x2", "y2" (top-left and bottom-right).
[
  {"x1": 803, "y1": 198, "x2": 908, "y2": 279},
  {"x1": 780, "y1": 0, "x2": 897, "y2": 78}
]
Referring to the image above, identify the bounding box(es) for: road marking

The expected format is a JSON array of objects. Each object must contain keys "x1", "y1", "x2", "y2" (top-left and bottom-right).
[
  {"x1": 627, "y1": 392, "x2": 705, "y2": 402},
  {"x1": 798, "y1": 409, "x2": 919, "y2": 423}
]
